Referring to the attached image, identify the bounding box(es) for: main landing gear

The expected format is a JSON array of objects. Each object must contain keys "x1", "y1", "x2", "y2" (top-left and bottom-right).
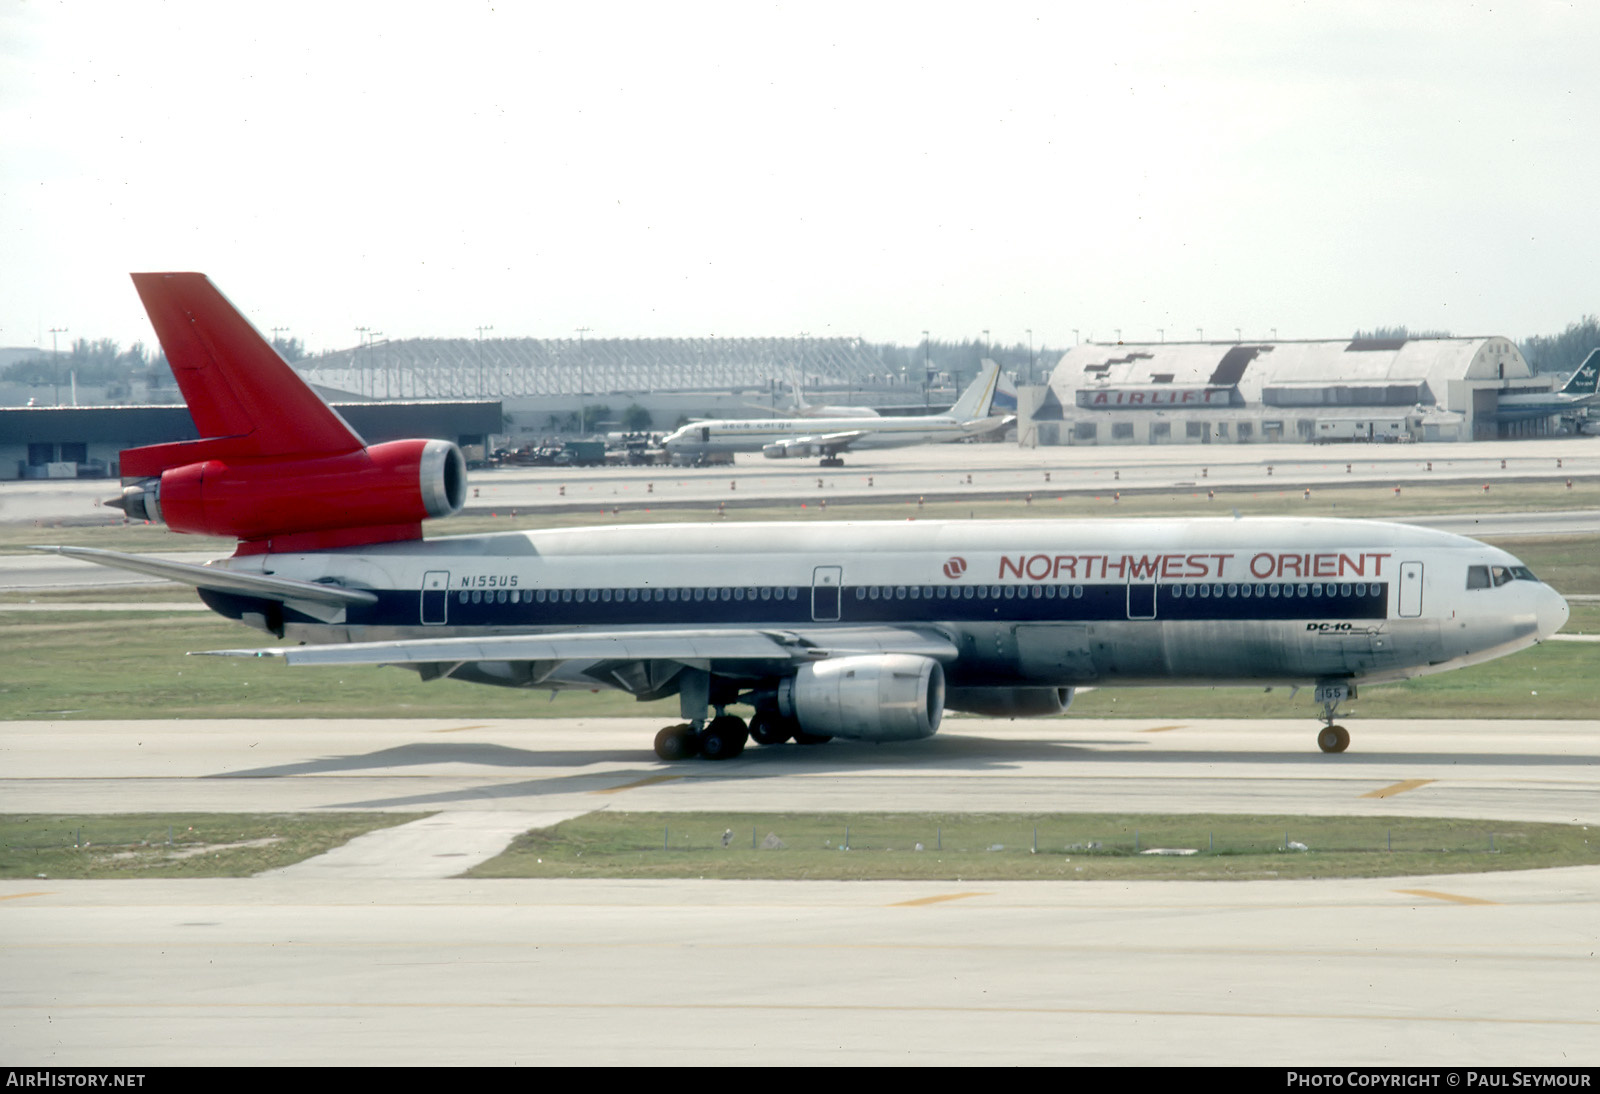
[
  {"x1": 654, "y1": 715, "x2": 751, "y2": 761},
  {"x1": 653, "y1": 709, "x2": 832, "y2": 761},
  {"x1": 1314, "y1": 681, "x2": 1354, "y2": 753},
  {"x1": 819, "y1": 456, "x2": 844, "y2": 468}
]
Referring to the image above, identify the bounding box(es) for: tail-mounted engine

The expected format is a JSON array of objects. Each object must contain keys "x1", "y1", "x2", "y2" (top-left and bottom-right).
[
  {"x1": 112, "y1": 438, "x2": 466, "y2": 549},
  {"x1": 114, "y1": 272, "x2": 471, "y2": 553}
]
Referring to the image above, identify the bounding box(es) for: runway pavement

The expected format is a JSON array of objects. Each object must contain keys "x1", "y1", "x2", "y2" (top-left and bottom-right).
[
  {"x1": 2, "y1": 716, "x2": 1598, "y2": 1065},
  {"x1": 4, "y1": 435, "x2": 1598, "y2": 1063}
]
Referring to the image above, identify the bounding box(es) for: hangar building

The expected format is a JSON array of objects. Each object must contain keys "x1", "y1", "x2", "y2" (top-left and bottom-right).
[{"x1": 1020, "y1": 337, "x2": 1554, "y2": 446}]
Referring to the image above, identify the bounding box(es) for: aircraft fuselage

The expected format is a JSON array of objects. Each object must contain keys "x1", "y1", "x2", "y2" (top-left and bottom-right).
[{"x1": 201, "y1": 516, "x2": 1565, "y2": 693}]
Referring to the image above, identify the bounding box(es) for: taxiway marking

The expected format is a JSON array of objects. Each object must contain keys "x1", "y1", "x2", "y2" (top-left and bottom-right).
[
  {"x1": 888, "y1": 892, "x2": 992, "y2": 907},
  {"x1": 1362, "y1": 779, "x2": 1436, "y2": 799},
  {"x1": 1393, "y1": 889, "x2": 1499, "y2": 906}
]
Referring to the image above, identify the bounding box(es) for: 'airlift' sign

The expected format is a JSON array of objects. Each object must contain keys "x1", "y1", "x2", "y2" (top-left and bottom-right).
[{"x1": 1076, "y1": 387, "x2": 1236, "y2": 408}]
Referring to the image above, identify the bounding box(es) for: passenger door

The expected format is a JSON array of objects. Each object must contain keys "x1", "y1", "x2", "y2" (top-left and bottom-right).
[
  {"x1": 812, "y1": 566, "x2": 842, "y2": 621},
  {"x1": 421, "y1": 570, "x2": 450, "y2": 625},
  {"x1": 1398, "y1": 562, "x2": 1423, "y2": 618}
]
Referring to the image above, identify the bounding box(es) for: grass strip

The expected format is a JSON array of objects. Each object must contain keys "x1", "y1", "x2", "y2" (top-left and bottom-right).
[
  {"x1": 0, "y1": 812, "x2": 424, "y2": 879},
  {"x1": 468, "y1": 810, "x2": 1600, "y2": 882}
]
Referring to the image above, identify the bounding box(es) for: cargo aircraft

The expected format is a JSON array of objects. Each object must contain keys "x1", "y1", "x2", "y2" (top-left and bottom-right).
[
  {"x1": 45, "y1": 274, "x2": 1568, "y2": 761},
  {"x1": 662, "y1": 360, "x2": 1009, "y2": 466}
]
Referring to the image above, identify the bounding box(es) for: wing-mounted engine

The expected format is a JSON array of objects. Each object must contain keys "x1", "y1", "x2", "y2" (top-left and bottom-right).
[
  {"x1": 777, "y1": 654, "x2": 945, "y2": 741},
  {"x1": 762, "y1": 439, "x2": 815, "y2": 459},
  {"x1": 945, "y1": 686, "x2": 1074, "y2": 718}
]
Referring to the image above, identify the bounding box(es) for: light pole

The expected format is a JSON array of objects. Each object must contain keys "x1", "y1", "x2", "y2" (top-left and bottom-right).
[
  {"x1": 576, "y1": 327, "x2": 590, "y2": 398},
  {"x1": 354, "y1": 327, "x2": 370, "y2": 397},
  {"x1": 922, "y1": 330, "x2": 931, "y2": 409},
  {"x1": 49, "y1": 327, "x2": 67, "y2": 406},
  {"x1": 1026, "y1": 329, "x2": 1033, "y2": 384},
  {"x1": 476, "y1": 325, "x2": 493, "y2": 398}
]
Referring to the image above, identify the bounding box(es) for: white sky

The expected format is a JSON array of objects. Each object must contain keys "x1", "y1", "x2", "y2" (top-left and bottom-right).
[{"x1": 2, "y1": 0, "x2": 1597, "y2": 354}]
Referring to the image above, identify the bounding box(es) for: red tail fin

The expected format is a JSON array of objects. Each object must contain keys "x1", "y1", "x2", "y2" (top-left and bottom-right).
[
  {"x1": 116, "y1": 272, "x2": 466, "y2": 551},
  {"x1": 127, "y1": 272, "x2": 363, "y2": 472}
]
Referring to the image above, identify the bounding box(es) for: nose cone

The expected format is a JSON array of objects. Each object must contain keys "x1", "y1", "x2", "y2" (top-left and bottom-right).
[{"x1": 1535, "y1": 584, "x2": 1570, "y2": 642}]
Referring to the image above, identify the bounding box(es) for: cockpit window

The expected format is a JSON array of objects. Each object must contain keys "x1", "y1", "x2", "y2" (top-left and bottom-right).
[{"x1": 1468, "y1": 564, "x2": 1541, "y2": 589}]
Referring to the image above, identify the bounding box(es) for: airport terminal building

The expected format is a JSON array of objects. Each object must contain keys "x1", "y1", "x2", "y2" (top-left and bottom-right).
[
  {"x1": 0, "y1": 400, "x2": 501, "y2": 481},
  {"x1": 1020, "y1": 337, "x2": 1556, "y2": 446}
]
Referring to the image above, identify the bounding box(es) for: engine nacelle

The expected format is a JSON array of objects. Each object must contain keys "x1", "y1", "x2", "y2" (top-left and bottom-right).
[
  {"x1": 762, "y1": 440, "x2": 814, "y2": 459},
  {"x1": 114, "y1": 438, "x2": 466, "y2": 542},
  {"x1": 778, "y1": 654, "x2": 945, "y2": 741},
  {"x1": 945, "y1": 687, "x2": 1075, "y2": 718}
]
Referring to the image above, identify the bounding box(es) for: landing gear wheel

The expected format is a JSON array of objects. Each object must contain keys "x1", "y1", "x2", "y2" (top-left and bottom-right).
[
  {"x1": 699, "y1": 715, "x2": 749, "y2": 761},
  {"x1": 654, "y1": 724, "x2": 700, "y2": 762},
  {"x1": 1317, "y1": 725, "x2": 1350, "y2": 754},
  {"x1": 791, "y1": 731, "x2": 833, "y2": 746},
  {"x1": 820, "y1": 456, "x2": 844, "y2": 468},
  {"x1": 748, "y1": 712, "x2": 793, "y2": 746}
]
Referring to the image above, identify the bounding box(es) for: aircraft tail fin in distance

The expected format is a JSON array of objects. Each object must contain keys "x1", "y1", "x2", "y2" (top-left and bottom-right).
[
  {"x1": 1559, "y1": 349, "x2": 1600, "y2": 396},
  {"x1": 947, "y1": 360, "x2": 1003, "y2": 420},
  {"x1": 129, "y1": 272, "x2": 366, "y2": 462},
  {"x1": 991, "y1": 368, "x2": 1019, "y2": 415}
]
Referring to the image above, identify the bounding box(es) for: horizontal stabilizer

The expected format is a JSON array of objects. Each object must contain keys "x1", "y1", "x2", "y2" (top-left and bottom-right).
[{"x1": 35, "y1": 546, "x2": 377, "y2": 607}]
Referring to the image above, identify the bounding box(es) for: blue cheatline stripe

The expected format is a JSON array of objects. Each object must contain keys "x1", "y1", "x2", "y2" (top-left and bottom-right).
[{"x1": 304, "y1": 581, "x2": 1393, "y2": 629}]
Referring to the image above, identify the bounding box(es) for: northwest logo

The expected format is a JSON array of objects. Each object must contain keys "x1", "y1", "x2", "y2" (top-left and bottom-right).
[{"x1": 943, "y1": 557, "x2": 967, "y2": 580}]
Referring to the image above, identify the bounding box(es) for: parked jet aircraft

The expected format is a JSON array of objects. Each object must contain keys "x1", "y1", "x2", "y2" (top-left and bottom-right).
[
  {"x1": 758, "y1": 367, "x2": 1018, "y2": 422},
  {"x1": 662, "y1": 361, "x2": 1009, "y2": 466},
  {"x1": 1494, "y1": 349, "x2": 1600, "y2": 422},
  {"x1": 768, "y1": 368, "x2": 880, "y2": 419},
  {"x1": 47, "y1": 274, "x2": 1568, "y2": 762}
]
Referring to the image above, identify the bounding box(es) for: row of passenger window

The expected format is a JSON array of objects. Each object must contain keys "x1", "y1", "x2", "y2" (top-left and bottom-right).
[
  {"x1": 855, "y1": 584, "x2": 1085, "y2": 601},
  {"x1": 458, "y1": 586, "x2": 807, "y2": 605},
  {"x1": 1171, "y1": 582, "x2": 1382, "y2": 600},
  {"x1": 455, "y1": 582, "x2": 1387, "y2": 607}
]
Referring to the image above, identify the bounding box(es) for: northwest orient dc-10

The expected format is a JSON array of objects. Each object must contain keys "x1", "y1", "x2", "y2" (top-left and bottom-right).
[
  {"x1": 661, "y1": 360, "x2": 1010, "y2": 466},
  {"x1": 44, "y1": 274, "x2": 1568, "y2": 761}
]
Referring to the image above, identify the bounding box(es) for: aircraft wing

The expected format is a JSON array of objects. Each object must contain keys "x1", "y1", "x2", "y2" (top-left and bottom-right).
[
  {"x1": 34, "y1": 545, "x2": 378, "y2": 608},
  {"x1": 201, "y1": 625, "x2": 959, "y2": 668},
  {"x1": 796, "y1": 430, "x2": 868, "y2": 455}
]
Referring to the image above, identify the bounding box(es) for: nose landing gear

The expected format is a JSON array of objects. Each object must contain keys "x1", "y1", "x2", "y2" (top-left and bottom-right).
[{"x1": 1314, "y1": 681, "x2": 1354, "y2": 753}]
